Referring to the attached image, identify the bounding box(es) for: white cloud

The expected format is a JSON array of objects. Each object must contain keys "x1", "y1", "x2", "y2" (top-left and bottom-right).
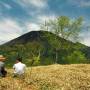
[
  {"x1": 0, "y1": 18, "x2": 42, "y2": 44},
  {"x1": 2, "y1": 3, "x2": 12, "y2": 9},
  {"x1": 81, "y1": 36, "x2": 90, "y2": 46},
  {"x1": 25, "y1": 15, "x2": 57, "y2": 31},
  {"x1": 68, "y1": 0, "x2": 90, "y2": 7},
  {"x1": 84, "y1": 39, "x2": 90, "y2": 46},
  {"x1": 27, "y1": 0, "x2": 48, "y2": 8},
  {"x1": 37, "y1": 15, "x2": 57, "y2": 23},
  {"x1": 0, "y1": 2, "x2": 12, "y2": 10},
  {"x1": 0, "y1": 19, "x2": 23, "y2": 44},
  {"x1": 26, "y1": 23, "x2": 40, "y2": 31},
  {"x1": 79, "y1": 1, "x2": 90, "y2": 7},
  {"x1": 80, "y1": 30, "x2": 90, "y2": 46},
  {"x1": 15, "y1": 0, "x2": 48, "y2": 9}
]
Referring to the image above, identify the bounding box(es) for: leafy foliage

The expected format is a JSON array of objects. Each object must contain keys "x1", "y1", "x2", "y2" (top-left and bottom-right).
[
  {"x1": 0, "y1": 30, "x2": 88, "y2": 67},
  {"x1": 63, "y1": 50, "x2": 86, "y2": 64},
  {"x1": 0, "y1": 14, "x2": 89, "y2": 67}
]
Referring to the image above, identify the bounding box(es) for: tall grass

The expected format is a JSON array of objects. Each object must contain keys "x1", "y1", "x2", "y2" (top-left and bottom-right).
[{"x1": 0, "y1": 64, "x2": 90, "y2": 90}]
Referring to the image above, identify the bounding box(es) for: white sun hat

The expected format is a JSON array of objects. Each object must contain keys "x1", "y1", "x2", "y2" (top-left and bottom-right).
[{"x1": 0, "y1": 55, "x2": 6, "y2": 61}]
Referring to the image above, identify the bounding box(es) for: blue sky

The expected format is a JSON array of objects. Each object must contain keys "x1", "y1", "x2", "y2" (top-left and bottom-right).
[{"x1": 0, "y1": 0, "x2": 90, "y2": 46}]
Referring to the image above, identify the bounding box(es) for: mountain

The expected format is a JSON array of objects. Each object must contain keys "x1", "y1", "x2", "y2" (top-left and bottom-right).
[
  {"x1": 3, "y1": 31, "x2": 74, "y2": 46},
  {"x1": 0, "y1": 31, "x2": 90, "y2": 67}
]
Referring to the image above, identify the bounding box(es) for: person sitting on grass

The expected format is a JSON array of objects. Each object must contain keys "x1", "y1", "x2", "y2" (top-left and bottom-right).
[
  {"x1": 0, "y1": 55, "x2": 7, "y2": 77},
  {"x1": 13, "y1": 57, "x2": 26, "y2": 77}
]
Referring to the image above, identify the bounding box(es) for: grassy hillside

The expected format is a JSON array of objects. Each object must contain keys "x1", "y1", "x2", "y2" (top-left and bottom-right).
[
  {"x1": 0, "y1": 31, "x2": 89, "y2": 67},
  {"x1": 0, "y1": 64, "x2": 90, "y2": 90}
]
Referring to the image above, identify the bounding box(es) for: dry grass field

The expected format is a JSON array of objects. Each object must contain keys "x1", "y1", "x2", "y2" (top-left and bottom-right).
[{"x1": 0, "y1": 64, "x2": 90, "y2": 90}]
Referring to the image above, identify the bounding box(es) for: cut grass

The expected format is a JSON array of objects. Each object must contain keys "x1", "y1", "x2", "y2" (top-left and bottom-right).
[{"x1": 0, "y1": 64, "x2": 90, "y2": 90}]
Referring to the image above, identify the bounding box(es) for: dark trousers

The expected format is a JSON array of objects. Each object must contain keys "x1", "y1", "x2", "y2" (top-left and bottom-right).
[{"x1": 0, "y1": 68, "x2": 7, "y2": 77}]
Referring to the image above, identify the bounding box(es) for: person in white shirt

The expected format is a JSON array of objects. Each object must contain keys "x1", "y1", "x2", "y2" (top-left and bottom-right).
[{"x1": 13, "y1": 57, "x2": 26, "y2": 77}]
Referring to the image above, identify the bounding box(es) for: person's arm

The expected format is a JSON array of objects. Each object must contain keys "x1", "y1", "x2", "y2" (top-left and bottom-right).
[
  {"x1": 1, "y1": 62, "x2": 5, "y2": 71},
  {"x1": 13, "y1": 64, "x2": 15, "y2": 70},
  {"x1": 24, "y1": 64, "x2": 26, "y2": 72}
]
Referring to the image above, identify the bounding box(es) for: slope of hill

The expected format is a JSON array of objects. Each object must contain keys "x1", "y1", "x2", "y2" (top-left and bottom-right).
[
  {"x1": 3, "y1": 31, "x2": 74, "y2": 46},
  {"x1": 3, "y1": 31, "x2": 85, "y2": 47},
  {"x1": 0, "y1": 64, "x2": 90, "y2": 90},
  {"x1": 0, "y1": 31, "x2": 89, "y2": 67}
]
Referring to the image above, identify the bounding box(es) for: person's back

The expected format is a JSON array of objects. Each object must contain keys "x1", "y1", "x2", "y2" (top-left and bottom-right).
[
  {"x1": 13, "y1": 58, "x2": 26, "y2": 77},
  {"x1": 13, "y1": 62, "x2": 26, "y2": 75}
]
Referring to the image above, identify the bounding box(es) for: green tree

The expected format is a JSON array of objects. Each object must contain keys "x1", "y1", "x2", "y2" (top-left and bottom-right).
[
  {"x1": 63, "y1": 50, "x2": 86, "y2": 64},
  {"x1": 48, "y1": 16, "x2": 83, "y2": 41},
  {"x1": 41, "y1": 16, "x2": 83, "y2": 63}
]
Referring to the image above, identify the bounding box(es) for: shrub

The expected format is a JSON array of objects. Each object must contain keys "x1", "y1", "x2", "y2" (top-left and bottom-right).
[{"x1": 63, "y1": 50, "x2": 86, "y2": 64}]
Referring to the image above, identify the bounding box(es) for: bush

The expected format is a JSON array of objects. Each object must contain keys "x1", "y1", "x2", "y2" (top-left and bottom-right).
[{"x1": 63, "y1": 50, "x2": 86, "y2": 64}]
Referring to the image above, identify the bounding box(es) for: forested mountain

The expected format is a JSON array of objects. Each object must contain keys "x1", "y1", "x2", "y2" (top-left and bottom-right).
[{"x1": 0, "y1": 31, "x2": 90, "y2": 67}]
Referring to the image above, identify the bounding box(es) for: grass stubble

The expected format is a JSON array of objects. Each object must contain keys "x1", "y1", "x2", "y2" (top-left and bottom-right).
[{"x1": 0, "y1": 64, "x2": 90, "y2": 90}]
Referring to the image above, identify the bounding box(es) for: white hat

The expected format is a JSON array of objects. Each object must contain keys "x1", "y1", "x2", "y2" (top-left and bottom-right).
[{"x1": 0, "y1": 55, "x2": 6, "y2": 61}]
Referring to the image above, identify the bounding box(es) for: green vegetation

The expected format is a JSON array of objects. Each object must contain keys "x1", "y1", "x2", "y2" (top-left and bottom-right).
[
  {"x1": 62, "y1": 50, "x2": 86, "y2": 64},
  {"x1": 0, "y1": 31, "x2": 89, "y2": 67},
  {"x1": 0, "y1": 16, "x2": 90, "y2": 67},
  {"x1": 41, "y1": 16, "x2": 84, "y2": 63}
]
